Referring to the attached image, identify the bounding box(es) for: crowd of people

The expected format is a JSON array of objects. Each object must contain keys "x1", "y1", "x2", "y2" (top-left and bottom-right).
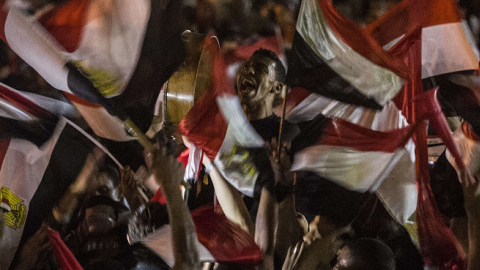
[{"x1": 1, "y1": 0, "x2": 480, "y2": 269}]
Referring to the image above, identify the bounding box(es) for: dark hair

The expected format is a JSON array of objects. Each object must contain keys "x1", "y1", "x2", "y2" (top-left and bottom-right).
[
  {"x1": 251, "y1": 48, "x2": 286, "y2": 84},
  {"x1": 343, "y1": 238, "x2": 396, "y2": 270}
]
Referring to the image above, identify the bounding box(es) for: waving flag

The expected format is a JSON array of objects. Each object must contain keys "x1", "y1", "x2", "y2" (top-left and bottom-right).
[
  {"x1": 0, "y1": 85, "x2": 97, "y2": 268},
  {"x1": 0, "y1": 0, "x2": 185, "y2": 141},
  {"x1": 286, "y1": 0, "x2": 409, "y2": 110},
  {"x1": 287, "y1": 29, "x2": 423, "y2": 225},
  {"x1": 365, "y1": 0, "x2": 479, "y2": 78},
  {"x1": 177, "y1": 36, "x2": 266, "y2": 198}
]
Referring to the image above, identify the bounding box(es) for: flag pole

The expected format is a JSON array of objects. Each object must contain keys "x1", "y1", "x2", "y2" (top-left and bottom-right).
[
  {"x1": 277, "y1": 86, "x2": 288, "y2": 154},
  {"x1": 124, "y1": 119, "x2": 191, "y2": 190}
]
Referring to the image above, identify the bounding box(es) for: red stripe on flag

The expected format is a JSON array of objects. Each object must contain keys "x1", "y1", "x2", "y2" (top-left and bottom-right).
[
  {"x1": 0, "y1": 139, "x2": 10, "y2": 172},
  {"x1": 63, "y1": 92, "x2": 103, "y2": 108},
  {"x1": 365, "y1": 0, "x2": 463, "y2": 47},
  {"x1": 319, "y1": 118, "x2": 413, "y2": 152},
  {"x1": 178, "y1": 36, "x2": 230, "y2": 161},
  {"x1": 0, "y1": 0, "x2": 8, "y2": 44},
  {"x1": 0, "y1": 84, "x2": 55, "y2": 119},
  {"x1": 38, "y1": 0, "x2": 90, "y2": 53},
  {"x1": 318, "y1": 0, "x2": 410, "y2": 80}
]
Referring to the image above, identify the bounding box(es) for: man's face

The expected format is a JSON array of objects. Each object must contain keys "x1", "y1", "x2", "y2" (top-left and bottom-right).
[{"x1": 236, "y1": 54, "x2": 279, "y2": 108}]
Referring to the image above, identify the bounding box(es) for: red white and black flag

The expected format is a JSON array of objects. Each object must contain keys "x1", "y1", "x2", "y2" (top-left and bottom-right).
[
  {"x1": 0, "y1": 0, "x2": 185, "y2": 141},
  {"x1": 0, "y1": 83, "x2": 99, "y2": 269},
  {"x1": 365, "y1": 0, "x2": 479, "y2": 78},
  {"x1": 286, "y1": 0, "x2": 410, "y2": 110}
]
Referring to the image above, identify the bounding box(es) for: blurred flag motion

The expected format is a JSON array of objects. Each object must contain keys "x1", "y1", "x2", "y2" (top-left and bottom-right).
[
  {"x1": 178, "y1": 36, "x2": 267, "y2": 198},
  {"x1": 0, "y1": 83, "x2": 98, "y2": 269},
  {"x1": 286, "y1": 0, "x2": 409, "y2": 110},
  {"x1": 0, "y1": 0, "x2": 186, "y2": 141}
]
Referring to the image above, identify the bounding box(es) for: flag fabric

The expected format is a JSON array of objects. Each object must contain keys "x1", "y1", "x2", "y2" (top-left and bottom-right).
[
  {"x1": 0, "y1": 83, "x2": 106, "y2": 268},
  {"x1": 286, "y1": 0, "x2": 409, "y2": 110},
  {"x1": 365, "y1": 0, "x2": 479, "y2": 79},
  {"x1": 0, "y1": 83, "x2": 59, "y2": 146},
  {"x1": 47, "y1": 229, "x2": 83, "y2": 270},
  {"x1": 178, "y1": 36, "x2": 269, "y2": 198},
  {"x1": 291, "y1": 117, "x2": 413, "y2": 192},
  {"x1": 0, "y1": 0, "x2": 185, "y2": 141},
  {"x1": 287, "y1": 28, "x2": 423, "y2": 225},
  {"x1": 0, "y1": 116, "x2": 99, "y2": 269},
  {"x1": 132, "y1": 205, "x2": 262, "y2": 267}
]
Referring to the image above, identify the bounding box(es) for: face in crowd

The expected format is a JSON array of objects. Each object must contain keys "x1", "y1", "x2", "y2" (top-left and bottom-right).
[{"x1": 236, "y1": 49, "x2": 286, "y2": 119}]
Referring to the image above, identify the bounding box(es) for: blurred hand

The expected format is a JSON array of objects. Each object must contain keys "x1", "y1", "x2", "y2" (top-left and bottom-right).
[
  {"x1": 461, "y1": 171, "x2": 480, "y2": 218},
  {"x1": 120, "y1": 166, "x2": 143, "y2": 211},
  {"x1": 265, "y1": 138, "x2": 294, "y2": 186},
  {"x1": 70, "y1": 148, "x2": 105, "y2": 195},
  {"x1": 15, "y1": 226, "x2": 50, "y2": 270},
  {"x1": 144, "y1": 145, "x2": 184, "y2": 190}
]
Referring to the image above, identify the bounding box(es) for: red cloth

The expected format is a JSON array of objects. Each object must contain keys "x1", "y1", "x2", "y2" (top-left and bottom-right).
[
  {"x1": 151, "y1": 187, "x2": 167, "y2": 205},
  {"x1": 192, "y1": 205, "x2": 263, "y2": 266},
  {"x1": 318, "y1": 0, "x2": 410, "y2": 80},
  {"x1": 320, "y1": 118, "x2": 413, "y2": 152},
  {"x1": 177, "y1": 35, "x2": 231, "y2": 161},
  {"x1": 388, "y1": 26, "x2": 466, "y2": 269},
  {"x1": 47, "y1": 229, "x2": 83, "y2": 270},
  {"x1": 38, "y1": 0, "x2": 90, "y2": 53}
]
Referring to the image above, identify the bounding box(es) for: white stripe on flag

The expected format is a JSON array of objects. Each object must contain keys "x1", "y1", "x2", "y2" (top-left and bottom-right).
[
  {"x1": 296, "y1": 0, "x2": 403, "y2": 107},
  {"x1": 0, "y1": 97, "x2": 37, "y2": 121},
  {"x1": 135, "y1": 224, "x2": 214, "y2": 267},
  {"x1": 4, "y1": 6, "x2": 70, "y2": 92},
  {"x1": 421, "y1": 22, "x2": 479, "y2": 78},
  {"x1": 0, "y1": 118, "x2": 67, "y2": 270},
  {"x1": 70, "y1": 101, "x2": 135, "y2": 141},
  {"x1": 214, "y1": 95, "x2": 264, "y2": 197},
  {"x1": 291, "y1": 144, "x2": 406, "y2": 193}
]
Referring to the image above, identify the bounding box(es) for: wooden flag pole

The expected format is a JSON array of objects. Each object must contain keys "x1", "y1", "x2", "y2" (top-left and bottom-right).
[{"x1": 124, "y1": 119, "x2": 191, "y2": 190}]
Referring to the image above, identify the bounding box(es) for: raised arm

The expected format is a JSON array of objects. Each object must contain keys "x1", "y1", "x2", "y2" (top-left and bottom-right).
[{"x1": 146, "y1": 146, "x2": 201, "y2": 270}]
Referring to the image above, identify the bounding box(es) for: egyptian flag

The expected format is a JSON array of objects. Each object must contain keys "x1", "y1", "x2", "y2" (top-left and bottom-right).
[
  {"x1": 0, "y1": 85, "x2": 102, "y2": 268},
  {"x1": 286, "y1": 0, "x2": 410, "y2": 110},
  {"x1": 287, "y1": 29, "x2": 425, "y2": 225},
  {"x1": 178, "y1": 36, "x2": 267, "y2": 198},
  {"x1": 0, "y1": 0, "x2": 185, "y2": 141},
  {"x1": 365, "y1": 0, "x2": 479, "y2": 79},
  {"x1": 132, "y1": 205, "x2": 263, "y2": 267}
]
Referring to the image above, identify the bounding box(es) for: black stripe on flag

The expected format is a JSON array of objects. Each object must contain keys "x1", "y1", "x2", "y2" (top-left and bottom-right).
[
  {"x1": 286, "y1": 32, "x2": 384, "y2": 110},
  {"x1": 110, "y1": 0, "x2": 186, "y2": 132},
  {"x1": 10, "y1": 123, "x2": 96, "y2": 267}
]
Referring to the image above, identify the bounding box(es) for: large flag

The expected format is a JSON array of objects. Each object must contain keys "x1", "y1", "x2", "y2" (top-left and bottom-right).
[
  {"x1": 0, "y1": 83, "x2": 108, "y2": 269},
  {"x1": 286, "y1": 0, "x2": 409, "y2": 110},
  {"x1": 287, "y1": 29, "x2": 421, "y2": 225},
  {"x1": 291, "y1": 116, "x2": 413, "y2": 192},
  {"x1": 0, "y1": 0, "x2": 185, "y2": 141},
  {"x1": 177, "y1": 36, "x2": 266, "y2": 198},
  {"x1": 365, "y1": 0, "x2": 479, "y2": 79},
  {"x1": 132, "y1": 205, "x2": 263, "y2": 267}
]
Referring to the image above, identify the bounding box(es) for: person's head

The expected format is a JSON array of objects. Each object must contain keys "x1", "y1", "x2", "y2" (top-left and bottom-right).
[
  {"x1": 236, "y1": 48, "x2": 286, "y2": 120},
  {"x1": 331, "y1": 238, "x2": 396, "y2": 270}
]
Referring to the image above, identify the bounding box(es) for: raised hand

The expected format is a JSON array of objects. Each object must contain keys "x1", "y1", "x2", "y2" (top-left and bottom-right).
[
  {"x1": 144, "y1": 145, "x2": 185, "y2": 191},
  {"x1": 15, "y1": 226, "x2": 50, "y2": 270},
  {"x1": 69, "y1": 147, "x2": 105, "y2": 195},
  {"x1": 265, "y1": 137, "x2": 294, "y2": 186}
]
